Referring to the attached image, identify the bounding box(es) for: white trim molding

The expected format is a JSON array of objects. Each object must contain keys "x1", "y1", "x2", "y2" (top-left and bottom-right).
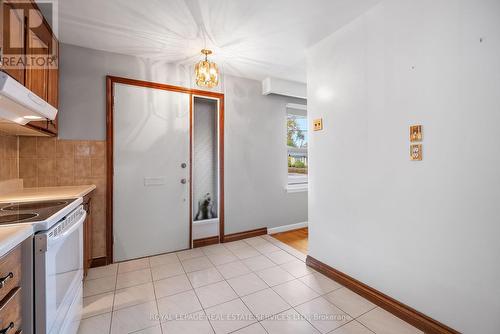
[
  {"x1": 192, "y1": 218, "x2": 219, "y2": 239},
  {"x1": 286, "y1": 183, "x2": 308, "y2": 193},
  {"x1": 268, "y1": 222, "x2": 308, "y2": 234},
  {"x1": 286, "y1": 103, "x2": 307, "y2": 111},
  {"x1": 262, "y1": 77, "x2": 307, "y2": 99}
]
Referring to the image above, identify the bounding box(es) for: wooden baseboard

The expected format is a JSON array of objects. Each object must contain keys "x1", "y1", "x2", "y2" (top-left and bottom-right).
[
  {"x1": 193, "y1": 236, "x2": 219, "y2": 248},
  {"x1": 306, "y1": 256, "x2": 459, "y2": 334},
  {"x1": 224, "y1": 227, "x2": 267, "y2": 243},
  {"x1": 90, "y1": 256, "x2": 108, "y2": 268}
]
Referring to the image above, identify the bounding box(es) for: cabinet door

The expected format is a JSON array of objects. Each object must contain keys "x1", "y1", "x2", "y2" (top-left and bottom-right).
[
  {"x1": 1, "y1": 1, "x2": 25, "y2": 84},
  {"x1": 25, "y1": 6, "x2": 57, "y2": 134},
  {"x1": 25, "y1": 8, "x2": 50, "y2": 100},
  {"x1": 44, "y1": 35, "x2": 58, "y2": 133}
]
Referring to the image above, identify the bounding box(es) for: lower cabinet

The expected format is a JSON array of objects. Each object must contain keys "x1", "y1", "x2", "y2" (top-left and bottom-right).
[
  {"x1": 0, "y1": 289, "x2": 21, "y2": 334},
  {"x1": 0, "y1": 245, "x2": 23, "y2": 333},
  {"x1": 83, "y1": 193, "x2": 94, "y2": 277}
]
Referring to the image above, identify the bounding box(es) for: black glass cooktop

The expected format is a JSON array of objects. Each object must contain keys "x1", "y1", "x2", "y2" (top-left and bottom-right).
[
  {"x1": 0, "y1": 213, "x2": 39, "y2": 224},
  {"x1": 2, "y1": 201, "x2": 68, "y2": 211},
  {"x1": 0, "y1": 199, "x2": 76, "y2": 225}
]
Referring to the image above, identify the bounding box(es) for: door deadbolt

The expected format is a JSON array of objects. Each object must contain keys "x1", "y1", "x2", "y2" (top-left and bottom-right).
[{"x1": 181, "y1": 163, "x2": 187, "y2": 169}]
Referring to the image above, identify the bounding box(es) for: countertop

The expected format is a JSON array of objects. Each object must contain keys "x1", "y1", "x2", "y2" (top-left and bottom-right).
[
  {"x1": 0, "y1": 225, "x2": 32, "y2": 257},
  {"x1": 0, "y1": 184, "x2": 96, "y2": 256},
  {"x1": 0, "y1": 185, "x2": 96, "y2": 203}
]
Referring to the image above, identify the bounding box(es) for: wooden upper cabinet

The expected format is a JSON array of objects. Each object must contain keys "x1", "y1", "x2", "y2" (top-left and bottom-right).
[
  {"x1": 1, "y1": 0, "x2": 26, "y2": 84},
  {"x1": 43, "y1": 33, "x2": 58, "y2": 133},
  {"x1": 25, "y1": 8, "x2": 50, "y2": 101},
  {"x1": 0, "y1": 1, "x2": 59, "y2": 135}
]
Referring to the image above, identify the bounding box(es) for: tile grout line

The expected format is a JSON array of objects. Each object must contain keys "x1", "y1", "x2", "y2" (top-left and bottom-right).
[
  {"x1": 255, "y1": 275, "x2": 315, "y2": 333},
  {"x1": 326, "y1": 292, "x2": 378, "y2": 322},
  {"x1": 83, "y1": 239, "x2": 372, "y2": 334},
  {"x1": 98, "y1": 273, "x2": 347, "y2": 333},
  {"x1": 181, "y1": 249, "x2": 218, "y2": 334},
  {"x1": 289, "y1": 296, "x2": 329, "y2": 334},
  {"x1": 85, "y1": 243, "x2": 288, "y2": 299},
  {"x1": 108, "y1": 267, "x2": 119, "y2": 334},
  {"x1": 228, "y1": 322, "x2": 268, "y2": 334},
  {"x1": 203, "y1": 244, "x2": 267, "y2": 333},
  {"x1": 84, "y1": 238, "x2": 411, "y2": 334},
  {"x1": 348, "y1": 307, "x2": 379, "y2": 334},
  {"x1": 86, "y1": 264, "x2": 146, "y2": 283},
  {"x1": 110, "y1": 261, "x2": 159, "y2": 334},
  {"x1": 286, "y1": 276, "x2": 380, "y2": 333},
  {"x1": 226, "y1": 241, "x2": 296, "y2": 332},
  {"x1": 147, "y1": 256, "x2": 163, "y2": 334},
  {"x1": 296, "y1": 273, "x2": 382, "y2": 333},
  {"x1": 269, "y1": 263, "x2": 348, "y2": 334},
  {"x1": 262, "y1": 235, "x2": 306, "y2": 256}
]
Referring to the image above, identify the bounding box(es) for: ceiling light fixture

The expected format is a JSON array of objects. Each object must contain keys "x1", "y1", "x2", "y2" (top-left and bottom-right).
[{"x1": 195, "y1": 49, "x2": 219, "y2": 88}]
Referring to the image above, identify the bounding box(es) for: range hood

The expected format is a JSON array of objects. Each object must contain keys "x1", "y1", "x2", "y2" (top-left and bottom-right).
[{"x1": 0, "y1": 72, "x2": 57, "y2": 125}]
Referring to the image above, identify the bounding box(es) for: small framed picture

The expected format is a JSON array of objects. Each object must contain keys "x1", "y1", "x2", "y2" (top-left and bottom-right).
[
  {"x1": 410, "y1": 144, "x2": 423, "y2": 161},
  {"x1": 409, "y1": 125, "x2": 422, "y2": 142}
]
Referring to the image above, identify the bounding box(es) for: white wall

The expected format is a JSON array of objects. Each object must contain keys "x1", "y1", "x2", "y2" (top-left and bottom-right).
[
  {"x1": 224, "y1": 75, "x2": 308, "y2": 234},
  {"x1": 59, "y1": 44, "x2": 194, "y2": 140},
  {"x1": 59, "y1": 43, "x2": 307, "y2": 234},
  {"x1": 306, "y1": 1, "x2": 500, "y2": 333}
]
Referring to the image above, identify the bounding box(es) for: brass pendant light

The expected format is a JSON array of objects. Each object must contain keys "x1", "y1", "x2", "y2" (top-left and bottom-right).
[{"x1": 195, "y1": 49, "x2": 219, "y2": 88}]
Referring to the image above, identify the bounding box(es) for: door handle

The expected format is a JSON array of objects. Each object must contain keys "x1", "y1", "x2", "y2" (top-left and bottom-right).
[
  {"x1": 180, "y1": 178, "x2": 187, "y2": 184},
  {"x1": 0, "y1": 322, "x2": 14, "y2": 334},
  {"x1": 0, "y1": 272, "x2": 13, "y2": 289}
]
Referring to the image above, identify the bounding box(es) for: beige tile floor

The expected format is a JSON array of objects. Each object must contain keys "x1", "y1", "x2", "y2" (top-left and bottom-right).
[{"x1": 78, "y1": 235, "x2": 423, "y2": 334}]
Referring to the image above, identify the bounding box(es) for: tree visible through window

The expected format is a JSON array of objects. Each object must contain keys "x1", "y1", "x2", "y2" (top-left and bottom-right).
[{"x1": 287, "y1": 111, "x2": 308, "y2": 185}]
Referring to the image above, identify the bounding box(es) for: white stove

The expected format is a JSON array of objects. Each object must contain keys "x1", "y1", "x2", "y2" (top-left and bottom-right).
[
  {"x1": 0, "y1": 198, "x2": 82, "y2": 231},
  {"x1": 0, "y1": 198, "x2": 86, "y2": 334}
]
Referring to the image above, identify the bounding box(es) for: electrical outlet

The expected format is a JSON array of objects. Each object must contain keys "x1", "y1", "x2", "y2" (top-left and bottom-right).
[
  {"x1": 410, "y1": 144, "x2": 423, "y2": 161},
  {"x1": 313, "y1": 118, "x2": 323, "y2": 131}
]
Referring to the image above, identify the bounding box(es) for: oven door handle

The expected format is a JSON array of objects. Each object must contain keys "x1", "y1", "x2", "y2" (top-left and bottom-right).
[{"x1": 49, "y1": 211, "x2": 86, "y2": 243}]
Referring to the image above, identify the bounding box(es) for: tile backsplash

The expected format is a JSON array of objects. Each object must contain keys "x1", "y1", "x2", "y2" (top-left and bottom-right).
[
  {"x1": 0, "y1": 134, "x2": 18, "y2": 181},
  {"x1": 19, "y1": 137, "x2": 107, "y2": 258}
]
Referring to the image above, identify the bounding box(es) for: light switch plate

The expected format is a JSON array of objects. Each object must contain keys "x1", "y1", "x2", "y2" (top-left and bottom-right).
[
  {"x1": 313, "y1": 118, "x2": 323, "y2": 131},
  {"x1": 410, "y1": 144, "x2": 422, "y2": 161},
  {"x1": 410, "y1": 125, "x2": 422, "y2": 142}
]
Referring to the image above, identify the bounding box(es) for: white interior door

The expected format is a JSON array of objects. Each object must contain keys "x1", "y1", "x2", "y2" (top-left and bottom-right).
[{"x1": 113, "y1": 83, "x2": 190, "y2": 262}]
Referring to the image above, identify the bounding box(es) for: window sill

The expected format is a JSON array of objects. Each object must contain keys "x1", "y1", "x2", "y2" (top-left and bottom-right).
[{"x1": 286, "y1": 183, "x2": 308, "y2": 193}]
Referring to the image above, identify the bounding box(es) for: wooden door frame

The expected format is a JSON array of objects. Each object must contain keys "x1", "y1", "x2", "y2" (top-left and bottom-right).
[{"x1": 106, "y1": 75, "x2": 225, "y2": 264}]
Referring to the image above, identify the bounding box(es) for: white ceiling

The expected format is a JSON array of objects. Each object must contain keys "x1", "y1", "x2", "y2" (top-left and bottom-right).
[{"x1": 58, "y1": 0, "x2": 380, "y2": 83}]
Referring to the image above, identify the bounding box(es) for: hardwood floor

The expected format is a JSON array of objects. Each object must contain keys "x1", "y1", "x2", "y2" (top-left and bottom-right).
[{"x1": 271, "y1": 228, "x2": 308, "y2": 254}]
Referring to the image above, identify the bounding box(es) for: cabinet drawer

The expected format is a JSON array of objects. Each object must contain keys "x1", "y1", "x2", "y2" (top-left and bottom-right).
[
  {"x1": 0, "y1": 287, "x2": 22, "y2": 334},
  {"x1": 0, "y1": 247, "x2": 21, "y2": 302}
]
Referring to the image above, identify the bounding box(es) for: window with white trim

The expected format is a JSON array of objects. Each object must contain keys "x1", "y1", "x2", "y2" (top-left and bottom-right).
[{"x1": 287, "y1": 104, "x2": 308, "y2": 186}]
